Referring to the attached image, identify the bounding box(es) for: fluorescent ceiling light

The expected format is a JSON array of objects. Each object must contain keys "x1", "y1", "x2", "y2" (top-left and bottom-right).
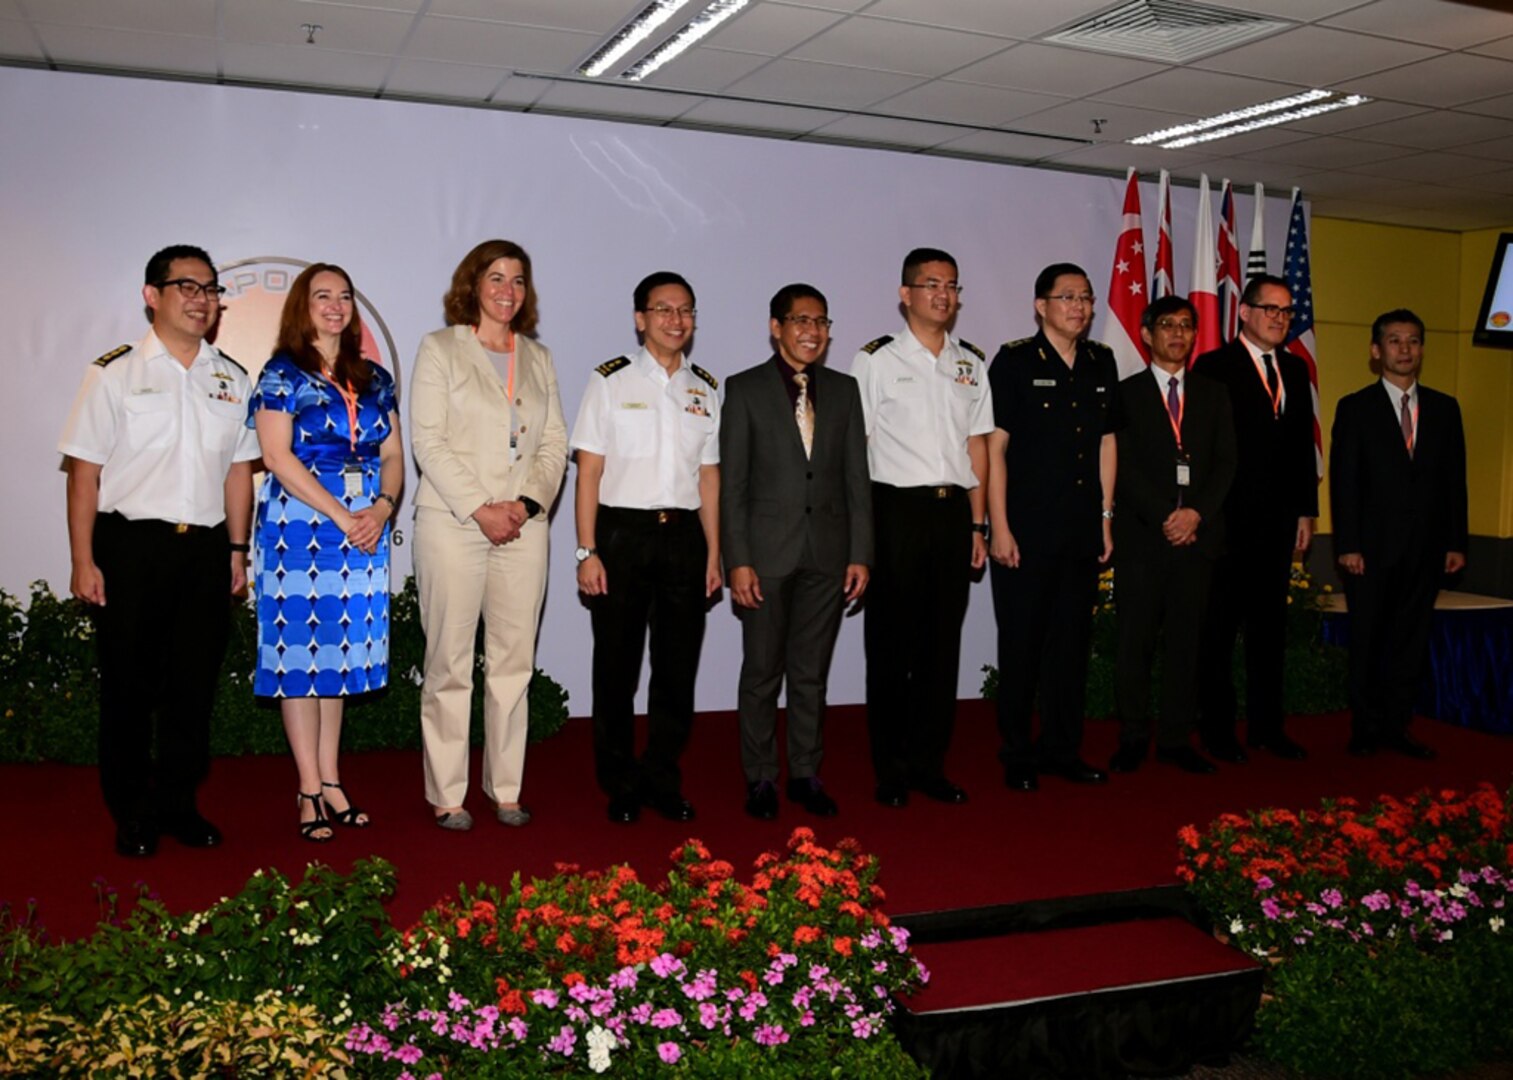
[
  {"x1": 1128, "y1": 89, "x2": 1336, "y2": 145},
  {"x1": 1158, "y1": 94, "x2": 1371, "y2": 148},
  {"x1": 623, "y1": 0, "x2": 751, "y2": 82},
  {"x1": 579, "y1": 0, "x2": 696, "y2": 78}
]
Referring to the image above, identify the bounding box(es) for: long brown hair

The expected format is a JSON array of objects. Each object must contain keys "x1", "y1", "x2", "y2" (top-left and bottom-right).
[
  {"x1": 276, "y1": 263, "x2": 373, "y2": 392},
  {"x1": 442, "y1": 240, "x2": 539, "y2": 336}
]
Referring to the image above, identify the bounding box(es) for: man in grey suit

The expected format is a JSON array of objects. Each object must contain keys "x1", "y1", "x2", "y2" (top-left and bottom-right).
[{"x1": 720, "y1": 283, "x2": 873, "y2": 819}]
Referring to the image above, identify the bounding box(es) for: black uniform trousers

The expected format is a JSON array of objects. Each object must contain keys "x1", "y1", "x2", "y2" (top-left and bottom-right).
[
  {"x1": 589, "y1": 506, "x2": 707, "y2": 800},
  {"x1": 92, "y1": 512, "x2": 230, "y2": 827},
  {"x1": 864, "y1": 483, "x2": 971, "y2": 789},
  {"x1": 1199, "y1": 519, "x2": 1295, "y2": 746},
  {"x1": 991, "y1": 549, "x2": 1100, "y2": 767},
  {"x1": 1343, "y1": 551, "x2": 1439, "y2": 740},
  {"x1": 1114, "y1": 546, "x2": 1213, "y2": 751}
]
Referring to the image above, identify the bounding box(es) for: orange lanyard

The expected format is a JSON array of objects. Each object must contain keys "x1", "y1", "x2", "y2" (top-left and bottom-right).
[
  {"x1": 1165, "y1": 381, "x2": 1185, "y2": 452},
  {"x1": 323, "y1": 372, "x2": 360, "y2": 455}
]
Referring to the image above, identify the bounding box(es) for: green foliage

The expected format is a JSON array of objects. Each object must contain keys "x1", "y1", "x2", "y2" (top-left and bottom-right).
[{"x1": 0, "y1": 577, "x2": 569, "y2": 764}]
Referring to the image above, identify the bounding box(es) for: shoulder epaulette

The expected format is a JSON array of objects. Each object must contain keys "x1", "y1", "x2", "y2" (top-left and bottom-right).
[
  {"x1": 860, "y1": 335, "x2": 894, "y2": 355},
  {"x1": 690, "y1": 363, "x2": 718, "y2": 391},
  {"x1": 1001, "y1": 336, "x2": 1033, "y2": 351},
  {"x1": 958, "y1": 339, "x2": 986, "y2": 361},
  {"x1": 596, "y1": 356, "x2": 630, "y2": 378},
  {"x1": 1085, "y1": 338, "x2": 1114, "y2": 356},
  {"x1": 93, "y1": 344, "x2": 131, "y2": 368},
  {"x1": 214, "y1": 348, "x2": 248, "y2": 376}
]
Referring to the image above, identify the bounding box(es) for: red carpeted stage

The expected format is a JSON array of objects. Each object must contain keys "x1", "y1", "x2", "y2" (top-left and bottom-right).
[{"x1": 4, "y1": 702, "x2": 1511, "y2": 1076}]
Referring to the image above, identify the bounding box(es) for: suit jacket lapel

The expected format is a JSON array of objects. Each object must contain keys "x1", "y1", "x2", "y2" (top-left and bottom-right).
[{"x1": 761, "y1": 359, "x2": 808, "y2": 460}]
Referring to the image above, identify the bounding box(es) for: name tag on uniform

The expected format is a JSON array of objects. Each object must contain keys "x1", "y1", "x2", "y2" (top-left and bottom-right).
[
  {"x1": 1176, "y1": 457, "x2": 1191, "y2": 488},
  {"x1": 620, "y1": 401, "x2": 649, "y2": 410},
  {"x1": 1033, "y1": 379, "x2": 1056, "y2": 387},
  {"x1": 342, "y1": 462, "x2": 363, "y2": 500},
  {"x1": 1096, "y1": 385, "x2": 1108, "y2": 393}
]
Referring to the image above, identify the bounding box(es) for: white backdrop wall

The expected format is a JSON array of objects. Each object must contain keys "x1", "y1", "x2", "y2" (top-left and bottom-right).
[{"x1": 1, "y1": 66, "x2": 1300, "y2": 715}]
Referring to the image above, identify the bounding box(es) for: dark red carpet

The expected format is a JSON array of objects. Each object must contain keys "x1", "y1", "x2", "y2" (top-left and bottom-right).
[{"x1": 4, "y1": 703, "x2": 1510, "y2": 1004}]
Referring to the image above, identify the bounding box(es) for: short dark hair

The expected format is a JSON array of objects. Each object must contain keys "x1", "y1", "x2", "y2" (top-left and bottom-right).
[
  {"x1": 145, "y1": 244, "x2": 215, "y2": 287},
  {"x1": 443, "y1": 239, "x2": 539, "y2": 335},
  {"x1": 901, "y1": 248, "x2": 957, "y2": 285},
  {"x1": 1141, "y1": 295, "x2": 1198, "y2": 331},
  {"x1": 1241, "y1": 273, "x2": 1289, "y2": 307},
  {"x1": 770, "y1": 282, "x2": 827, "y2": 322},
  {"x1": 1034, "y1": 263, "x2": 1089, "y2": 299},
  {"x1": 634, "y1": 271, "x2": 695, "y2": 312},
  {"x1": 1371, "y1": 308, "x2": 1425, "y2": 344}
]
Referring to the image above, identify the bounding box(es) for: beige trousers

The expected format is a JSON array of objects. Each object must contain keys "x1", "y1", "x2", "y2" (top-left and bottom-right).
[{"x1": 415, "y1": 507, "x2": 548, "y2": 808}]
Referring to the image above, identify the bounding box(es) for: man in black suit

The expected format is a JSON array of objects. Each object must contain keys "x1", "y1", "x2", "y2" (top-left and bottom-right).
[
  {"x1": 721, "y1": 283, "x2": 873, "y2": 819},
  {"x1": 1192, "y1": 273, "x2": 1318, "y2": 762},
  {"x1": 1110, "y1": 297, "x2": 1237, "y2": 774},
  {"x1": 1330, "y1": 309, "x2": 1467, "y2": 760}
]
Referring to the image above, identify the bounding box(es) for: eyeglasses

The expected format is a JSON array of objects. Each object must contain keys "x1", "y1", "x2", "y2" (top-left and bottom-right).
[
  {"x1": 907, "y1": 280, "x2": 963, "y2": 296},
  {"x1": 156, "y1": 278, "x2": 227, "y2": 301},
  {"x1": 1154, "y1": 319, "x2": 1196, "y2": 333},
  {"x1": 1046, "y1": 293, "x2": 1095, "y2": 306},
  {"x1": 645, "y1": 305, "x2": 696, "y2": 320},
  {"x1": 783, "y1": 314, "x2": 833, "y2": 330},
  {"x1": 1250, "y1": 304, "x2": 1296, "y2": 319}
]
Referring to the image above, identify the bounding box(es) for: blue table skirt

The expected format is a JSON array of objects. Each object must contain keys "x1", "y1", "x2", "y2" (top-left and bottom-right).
[{"x1": 1323, "y1": 608, "x2": 1513, "y2": 734}]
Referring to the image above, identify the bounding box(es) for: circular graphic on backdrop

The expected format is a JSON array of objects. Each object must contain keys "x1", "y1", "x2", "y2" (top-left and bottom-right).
[{"x1": 214, "y1": 256, "x2": 401, "y2": 393}]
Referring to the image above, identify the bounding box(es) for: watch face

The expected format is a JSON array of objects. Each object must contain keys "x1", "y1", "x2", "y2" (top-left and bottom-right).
[{"x1": 575, "y1": 547, "x2": 592, "y2": 562}]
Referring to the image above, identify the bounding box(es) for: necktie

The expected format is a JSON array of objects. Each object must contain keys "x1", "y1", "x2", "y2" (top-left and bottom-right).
[
  {"x1": 1261, "y1": 352, "x2": 1280, "y2": 414},
  {"x1": 794, "y1": 372, "x2": 814, "y2": 458},
  {"x1": 1401, "y1": 392, "x2": 1414, "y2": 458},
  {"x1": 1167, "y1": 375, "x2": 1181, "y2": 431}
]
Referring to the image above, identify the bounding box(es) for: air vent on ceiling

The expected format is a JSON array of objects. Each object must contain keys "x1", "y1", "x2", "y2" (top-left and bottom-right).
[{"x1": 1043, "y1": 0, "x2": 1292, "y2": 64}]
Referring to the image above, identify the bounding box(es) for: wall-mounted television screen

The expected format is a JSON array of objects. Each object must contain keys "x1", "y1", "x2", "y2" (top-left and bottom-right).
[{"x1": 1473, "y1": 232, "x2": 1513, "y2": 348}]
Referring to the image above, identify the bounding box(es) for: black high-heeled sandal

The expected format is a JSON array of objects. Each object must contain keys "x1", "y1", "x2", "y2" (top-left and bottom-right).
[
  {"x1": 321, "y1": 781, "x2": 370, "y2": 828},
  {"x1": 299, "y1": 791, "x2": 334, "y2": 843}
]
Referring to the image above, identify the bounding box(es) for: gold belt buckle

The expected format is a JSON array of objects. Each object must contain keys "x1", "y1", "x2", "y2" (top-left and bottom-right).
[
  {"x1": 174, "y1": 522, "x2": 191, "y2": 534},
  {"x1": 656, "y1": 510, "x2": 671, "y2": 524},
  {"x1": 934, "y1": 486, "x2": 950, "y2": 499}
]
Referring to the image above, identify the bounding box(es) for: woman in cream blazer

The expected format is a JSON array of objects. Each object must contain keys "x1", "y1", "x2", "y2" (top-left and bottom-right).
[{"x1": 410, "y1": 239, "x2": 567, "y2": 830}]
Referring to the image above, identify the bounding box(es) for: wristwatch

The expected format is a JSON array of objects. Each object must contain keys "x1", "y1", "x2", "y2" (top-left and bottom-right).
[
  {"x1": 519, "y1": 496, "x2": 543, "y2": 518},
  {"x1": 575, "y1": 546, "x2": 597, "y2": 564},
  {"x1": 1101, "y1": 509, "x2": 1115, "y2": 520},
  {"x1": 971, "y1": 522, "x2": 989, "y2": 536}
]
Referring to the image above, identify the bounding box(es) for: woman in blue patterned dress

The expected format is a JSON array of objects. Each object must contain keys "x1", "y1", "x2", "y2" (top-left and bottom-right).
[{"x1": 249, "y1": 263, "x2": 404, "y2": 842}]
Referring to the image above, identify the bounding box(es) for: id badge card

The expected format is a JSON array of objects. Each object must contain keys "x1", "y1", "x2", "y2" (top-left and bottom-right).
[
  {"x1": 342, "y1": 462, "x2": 363, "y2": 500},
  {"x1": 1175, "y1": 455, "x2": 1191, "y2": 488}
]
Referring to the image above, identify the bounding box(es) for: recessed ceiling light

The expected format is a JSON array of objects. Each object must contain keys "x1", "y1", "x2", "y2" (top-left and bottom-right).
[
  {"x1": 1127, "y1": 90, "x2": 1370, "y2": 149},
  {"x1": 579, "y1": 0, "x2": 697, "y2": 79},
  {"x1": 622, "y1": 0, "x2": 751, "y2": 82}
]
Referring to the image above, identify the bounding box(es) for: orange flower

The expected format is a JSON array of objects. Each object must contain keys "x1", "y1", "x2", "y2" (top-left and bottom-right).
[
  {"x1": 563, "y1": 972, "x2": 585, "y2": 987},
  {"x1": 833, "y1": 936, "x2": 853, "y2": 957},
  {"x1": 792, "y1": 925, "x2": 822, "y2": 945},
  {"x1": 455, "y1": 917, "x2": 472, "y2": 939}
]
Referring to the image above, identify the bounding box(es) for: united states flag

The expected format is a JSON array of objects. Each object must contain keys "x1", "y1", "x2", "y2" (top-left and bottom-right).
[{"x1": 1283, "y1": 189, "x2": 1324, "y2": 479}]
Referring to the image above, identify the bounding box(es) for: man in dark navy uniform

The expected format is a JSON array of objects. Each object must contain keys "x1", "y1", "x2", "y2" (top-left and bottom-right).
[{"x1": 986, "y1": 263, "x2": 1123, "y2": 791}]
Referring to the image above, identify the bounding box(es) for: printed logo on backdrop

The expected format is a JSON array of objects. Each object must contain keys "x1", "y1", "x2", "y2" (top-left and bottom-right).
[{"x1": 215, "y1": 256, "x2": 407, "y2": 551}]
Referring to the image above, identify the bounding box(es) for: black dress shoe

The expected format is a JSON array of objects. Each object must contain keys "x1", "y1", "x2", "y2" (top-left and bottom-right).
[
  {"x1": 1156, "y1": 746, "x2": 1218, "y2": 775},
  {"x1": 1248, "y1": 733, "x2": 1308, "y2": 760},
  {"x1": 1109, "y1": 744, "x2": 1146, "y2": 773},
  {"x1": 606, "y1": 794, "x2": 641, "y2": 824},
  {"x1": 915, "y1": 777, "x2": 968, "y2": 804},
  {"x1": 786, "y1": 777, "x2": 838, "y2": 817},
  {"x1": 744, "y1": 780, "x2": 778, "y2": 820},
  {"x1": 874, "y1": 783, "x2": 909, "y2": 808},
  {"x1": 1043, "y1": 757, "x2": 1108, "y2": 784},
  {"x1": 1379, "y1": 732, "x2": 1437, "y2": 761},
  {"x1": 1346, "y1": 733, "x2": 1379, "y2": 758},
  {"x1": 163, "y1": 811, "x2": 223, "y2": 848},
  {"x1": 644, "y1": 791, "x2": 696, "y2": 822},
  {"x1": 115, "y1": 821, "x2": 158, "y2": 858},
  {"x1": 1003, "y1": 764, "x2": 1039, "y2": 791},
  {"x1": 1203, "y1": 737, "x2": 1248, "y2": 764}
]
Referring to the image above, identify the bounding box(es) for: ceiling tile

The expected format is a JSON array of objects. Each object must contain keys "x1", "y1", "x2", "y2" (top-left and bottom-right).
[
  {"x1": 1348, "y1": 108, "x2": 1513, "y2": 150},
  {"x1": 489, "y1": 74, "x2": 549, "y2": 107},
  {"x1": 949, "y1": 41, "x2": 1164, "y2": 98},
  {"x1": 806, "y1": 113, "x2": 960, "y2": 149},
  {"x1": 404, "y1": 15, "x2": 598, "y2": 71},
  {"x1": 1041, "y1": 143, "x2": 1209, "y2": 173},
  {"x1": 1322, "y1": 0, "x2": 1513, "y2": 50},
  {"x1": 1341, "y1": 52, "x2": 1513, "y2": 108},
  {"x1": 1017, "y1": 100, "x2": 1193, "y2": 143},
  {"x1": 1183, "y1": 126, "x2": 1314, "y2": 157},
  {"x1": 875, "y1": 79, "x2": 1066, "y2": 127},
  {"x1": 1093, "y1": 68, "x2": 1309, "y2": 116},
  {"x1": 1468, "y1": 34, "x2": 1513, "y2": 62},
  {"x1": 1442, "y1": 167, "x2": 1513, "y2": 195},
  {"x1": 700, "y1": 3, "x2": 842, "y2": 55},
  {"x1": 1278, "y1": 168, "x2": 1403, "y2": 197},
  {"x1": 1182, "y1": 156, "x2": 1322, "y2": 188},
  {"x1": 0, "y1": 0, "x2": 22, "y2": 16},
  {"x1": 0, "y1": 18, "x2": 44, "y2": 60},
  {"x1": 423, "y1": 0, "x2": 624, "y2": 32},
  {"x1": 639, "y1": 47, "x2": 770, "y2": 93},
  {"x1": 221, "y1": 41, "x2": 391, "y2": 89},
  {"x1": 1199, "y1": 0, "x2": 1381, "y2": 17},
  {"x1": 1255, "y1": 135, "x2": 1417, "y2": 169},
  {"x1": 1305, "y1": 199, "x2": 1489, "y2": 230},
  {"x1": 531, "y1": 79, "x2": 699, "y2": 120},
  {"x1": 222, "y1": 1, "x2": 413, "y2": 53},
  {"x1": 1459, "y1": 91, "x2": 1513, "y2": 121},
  {"x1": 858, "y1": 0, "x2": 1113, "y2": 38},
  {"x1": 1458, "y1": 135, "x2": 1513, "y2": 163},
  {"x1": 769, "y1": 0, "x2": 873, "y2": 10},
  {"x1": 1193, "y1": 25, "x2": 1440, "y2": 84},
  {"x1": 788, "y1": 15, "x2": 1007, "y2": 77},
  {"x1": 723, "y1": 57, "x2": 925, "y2": 109},
  {"x1": 1343, "y1": 151, "x2": 1510, "y2": 183},
  {"x1": 932, "y1": 128, "x2": 1085, "y2": 162},
  {"x1": 21, "y1": 0, "x2": 216, "y2": 35},
  {"x1": 32, "y1": 23, "x2": 217, "y2": 75},
  {"x1": 383, "y1": 57, "x2": 505, "y2": 101},
  {"x1": 674, "y1": 96, "x2": 843, "y2": 133},
  {"x1": 1282, "y1": 97, "x2": 1427, "y2": 135}
]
